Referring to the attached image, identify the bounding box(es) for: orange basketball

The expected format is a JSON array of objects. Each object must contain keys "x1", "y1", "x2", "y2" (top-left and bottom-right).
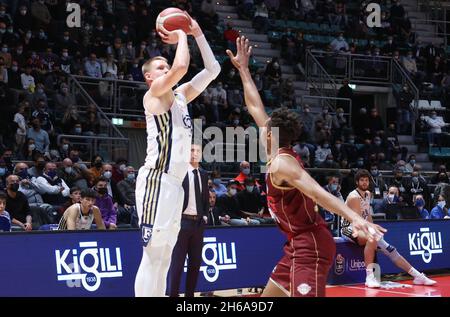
[{"x1": 156, "y1": 8, "x2": 191, "y2": 35}]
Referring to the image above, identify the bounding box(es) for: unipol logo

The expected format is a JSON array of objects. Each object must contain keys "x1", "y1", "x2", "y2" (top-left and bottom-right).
[
  {"x1": 66, "y1": 3, "x2": 81, "y2": 28},
  {"x1": 185, "y1": 237, "x2": 237, "y2": 282},
  {"x1": 409, "y1": 228, "x2": 443, "y2": 263},
  {"x1": 55, "y1": 241, "x2": 123, "y2": 292},
  {"x1": 365, "y1": 3, "x2": 381, "y2": 28}
]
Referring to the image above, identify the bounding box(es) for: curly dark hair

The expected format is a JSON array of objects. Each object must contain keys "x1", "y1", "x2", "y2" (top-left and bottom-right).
[
  {"x1": 354, "y1": 169, "x2": 371, "y2": 183},
  {"x1": 267, "y1": 107, "x2": 302, "y2": 147}
]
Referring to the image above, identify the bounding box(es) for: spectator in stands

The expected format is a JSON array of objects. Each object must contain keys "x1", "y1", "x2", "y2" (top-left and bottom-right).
[
  {"x1": 320, "y1": 153, "x2": 340, "y2": 169},
  {"x1": 15, "y1": 162, "x2": 41, "y2": 204},
  {"x1": 27, "y1": 118, "x2": 49, "y2": 156},
  {"x1": 337, "y1": 78, "x2": 353, "y2": 115},
  {"x1": 402, "y1": 51, "x2": 424, "y2": 85},
  {"x1": 374, "y1": 153, "x2": 390, "y2": 171},
  {"x1": 59, "y1": 158, "x2": 89, "y2": 189},
  {"x1": 5, "y1": 174, "x2": 32, "y2": 231},
  {"x1": 253, "y1": 1, "x2": 269, "y2": 33},
  {"x1": 413, "y1": 194, "x2": 430, "y2": 219},
  {"x1": 431, "y1": 165, "x2": 450, "y2": 184},
  {"x1": 61, "y1": 105, "x2": 81, "y2": 134},
  {"x1": 396, "y1": 85, "x2": 413, "y2": 134},
  {"x1": 320, "y1": 175, "x2": 343, "y2": 236},
  {"x1": 223, "y1": 22, "x2": 239, "y2": 50},
  {"x1": 13, "y1": 103, "x2": 27, "y2": 159},
  {"x1": 216, "y1": 179, "x2": 259, "y2": 226},
  {"x1": 390, "y1": 168, "x2": 408, "y2": 203},
  {"x1": 31, "y1": 0, "x2": 52, "y2": 30},
  {"x1": 0, "y1": 158, "x2": 8, "y2": 190},
  {"x1": 200, "y1": 0, "x2": 218, "y2": 30},
  {"x1": 293, "y1": 141, "x2": 311, "y2": 167},
  {"x1": 21, "y1": 65, "x2": 35, "y2": 92},
  {"x1": 386, "y1": 123, "x2": 408, "y2": 161},
  {"x1": 368, "y1": 108, "x2": 383, "y2": 136},
  {"x1": 369, "y1": 164, "x2": 388, "y2": 199},
  {"x1": 0, "y1": 191, "x2": 11, "y2": 231},
  {"x1": 280, "y1": 78, "x2": 295, "y2": 108},
  {"x1": 314, "y1": 140, "x2": 332, "y2": 167},
  {"x1": 264, "y1": 57, "x2": 282, "y2": 90},
  {"x1": 330, "y1": 33, "x2": 349, "y2": 53},
  {"x1": 116, "y1": 166, "x2": 138, "y2": 228},
  {"x1": 405, "y1": 170, "x2": 430, "y2": 206},
  {"x1": 34, "y1": 162, "x2": 70, "y2": 207},
  {"x1": 84, "y1": 53, "x2": 102, "y2": 78},
  {"x1": 405, "y1": 154, "x2": 417, "y2": 173},
  {"x1": 111, "y1": 158, "x2": 127, "y2": 184},
  {"x1": 101, "y1": 163, "x2": 120, "y2": 201},
  {"x1": 101, "y1": 53, "x2": 118, "y2": 79},
  {"x1": 210, "y1": 171, "x2": 227, "y2": 198},
  {"x1": 236, "y1": 177, "x2": 272, "y2": 224},
  {"x1": 423, "y1": 111, "x2": 450, "y2": 146},
  {"x1": 430, "y1": 194, "x2": 448, "y2": 219},
  {"x1": 54, "y1": 83, "x2": 76, "y2": 120},
  {"x1": 234, "y1": 160, "x2": 260, "y2": 191},
  {"x1": 433, "y1": 172, "x2": 450, "y2": 204},
  {"x1": 379, "y1": 185, "x2": 403, "y2": 219},
  {"x1": 94, "y1": 176, "x2": 117, "y2": 230},
  {"x1": 207, "y1": 190, "x2": 230, "y2": 226},
  {"x1": 32, "y1": 99, "x2": 53, "y2": 134},
  {"x1": 89, "y1": 155, "x2": 104, "y2": 184}
]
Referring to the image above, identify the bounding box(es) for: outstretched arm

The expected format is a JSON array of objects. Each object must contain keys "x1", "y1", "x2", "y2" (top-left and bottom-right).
[
  {"x1": 272, "y1": 155, "x2": 386, "y2": 242},
  {"x1": 149, "y1": 28, "x2": 190, "y2": 97},
  {"x1": 226, "y1": 36, "x2": 269, "y2": 128},
  {"x1": 176, "y1": 13, "x2": 221, "y2": 102}
]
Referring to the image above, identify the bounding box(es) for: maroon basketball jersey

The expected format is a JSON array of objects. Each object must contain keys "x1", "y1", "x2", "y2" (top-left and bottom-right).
[{"x1": 266, "y1": 147, "x2": 327, "y2": 240}]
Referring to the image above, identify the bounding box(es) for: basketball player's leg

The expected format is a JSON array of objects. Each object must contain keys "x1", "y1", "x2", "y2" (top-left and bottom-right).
[
  {"x1": 261, "y1": 254, "x2": 290, "y2": 297},
  {"x1": 343, "y1": 227, "x2": 380, "y2": 287},
  {"x1": 261, "y1": 279, "x2": 289, "y2": 297},
  {"x1": 289, "y1": 231, "x2": 335, "y2": 297},
  {"x1": 377, "y1": 238, "x2": 436, "y2": 285},
  {"x1": 135, "y1": 173, "x2": 184, "y2": 296}
]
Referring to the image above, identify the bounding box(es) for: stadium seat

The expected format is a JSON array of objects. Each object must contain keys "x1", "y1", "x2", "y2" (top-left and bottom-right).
[
  {"x1": 418, "y1": 99, "x2": 430, "y2": 109},
  {"x1": 430, "y1": 100, "x2": 443, "y2": 109}
]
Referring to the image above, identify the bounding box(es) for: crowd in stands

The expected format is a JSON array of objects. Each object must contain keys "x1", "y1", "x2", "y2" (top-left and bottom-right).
[{"x1": 0, "y1": 0, "x2": 450, "y2": 233}]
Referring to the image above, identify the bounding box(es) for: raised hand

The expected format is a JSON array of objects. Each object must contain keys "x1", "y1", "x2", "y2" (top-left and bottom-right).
[
  {"x1": 184, "y1": 12, "x2": 202, "y2": 37},
  {"x1": 351, "y1": 217, "x2": 386, "y2": 243},
  {"x1": 158, "y1": 25, "x2": 186, "y2": 45},
  {"x1": 226, "y1": 36, "x2": 253, "y2": 71}
]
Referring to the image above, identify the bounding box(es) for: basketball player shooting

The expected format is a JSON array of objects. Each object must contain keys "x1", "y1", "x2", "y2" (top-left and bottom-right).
[
  {"x1": 226, "y1": 36, "x2": 386, "y2": 297},
  {"x1": 134, "y1": 10, "x2": 220, "y2": 297}
]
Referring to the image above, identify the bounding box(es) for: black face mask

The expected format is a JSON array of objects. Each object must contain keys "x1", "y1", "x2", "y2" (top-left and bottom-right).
[
  {"x1": 9, "y1": 183, "x2": 19, "y2": 192},
  {"x1": 94, "y1": 161, "x2": 102, "y2": 168},
  {"x1": 97, "y1": 187, "x2": 107, "y2": 195}
]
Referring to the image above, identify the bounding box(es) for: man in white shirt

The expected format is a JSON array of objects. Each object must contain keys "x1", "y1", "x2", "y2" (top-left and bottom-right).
[
  {"x1": 34, "y1": 162, "x2": 70, "y2": 207},
  {"x1": 20, "y1": 66, "x2": 35, "y2": 91},
  {"x1": 423, "y1": 111, "x2": 450, "y2": 146}
]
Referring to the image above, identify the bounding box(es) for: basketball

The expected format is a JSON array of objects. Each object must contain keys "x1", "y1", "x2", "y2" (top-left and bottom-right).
[{"x1": 156, "y1": 8, "x2": 191, "y2": 35}]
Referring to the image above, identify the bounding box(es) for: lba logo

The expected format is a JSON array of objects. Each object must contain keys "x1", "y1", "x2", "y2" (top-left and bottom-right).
[
  {"x1": 184, "y1": 237, "x2": 237, "y2": 282},
  {"x1": 334, "y1": 254, "x2": 345, "y2": 275},
  {"x1": 409, "y1": 228, "x2": 443, "y2": 263},
  {"x1": 55, "y1": 241, "x2": 123, "y2": 292}
]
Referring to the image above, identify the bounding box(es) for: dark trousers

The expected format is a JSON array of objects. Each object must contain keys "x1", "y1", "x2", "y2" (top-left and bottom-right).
[{"x1": 168, "y1": 218, "x2": 204, "y2": 297}]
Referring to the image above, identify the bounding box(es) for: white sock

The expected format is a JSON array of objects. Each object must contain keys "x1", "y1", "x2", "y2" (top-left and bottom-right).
[
  {"x1": 366, "y1": 268, "x2": 374, "y2": 277},
  {"x1": 408, "y1": 267, "x2": 421, "y2": 278}
]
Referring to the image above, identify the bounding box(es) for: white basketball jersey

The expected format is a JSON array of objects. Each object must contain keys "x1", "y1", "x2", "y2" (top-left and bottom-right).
[
  {"x1": 346, "y1": 189, "x2": 371, "y2": 220},
  {"x1": 144, "y1": 91, "x2": 192, "y2": 181}
]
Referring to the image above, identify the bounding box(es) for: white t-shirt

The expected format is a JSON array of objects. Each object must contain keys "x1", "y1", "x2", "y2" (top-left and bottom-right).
[{"x1": 14, "y1": 113, "x2": 27, "y2": 136}]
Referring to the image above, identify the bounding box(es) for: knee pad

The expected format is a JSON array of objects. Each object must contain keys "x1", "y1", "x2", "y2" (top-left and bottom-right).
[{"x1": 377, "y1": 238, "x2": 401, "y2": 262}]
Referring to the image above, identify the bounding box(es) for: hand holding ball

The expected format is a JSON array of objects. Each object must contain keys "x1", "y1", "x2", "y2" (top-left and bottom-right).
[{"x1": 156, "y1": 8, "x2": 191, "y2": 44}]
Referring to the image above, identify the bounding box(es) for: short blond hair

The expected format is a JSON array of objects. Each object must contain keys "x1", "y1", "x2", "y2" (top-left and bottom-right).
[{"x1": 141, "y1": 56, "x2": 168, "y2": 76}]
